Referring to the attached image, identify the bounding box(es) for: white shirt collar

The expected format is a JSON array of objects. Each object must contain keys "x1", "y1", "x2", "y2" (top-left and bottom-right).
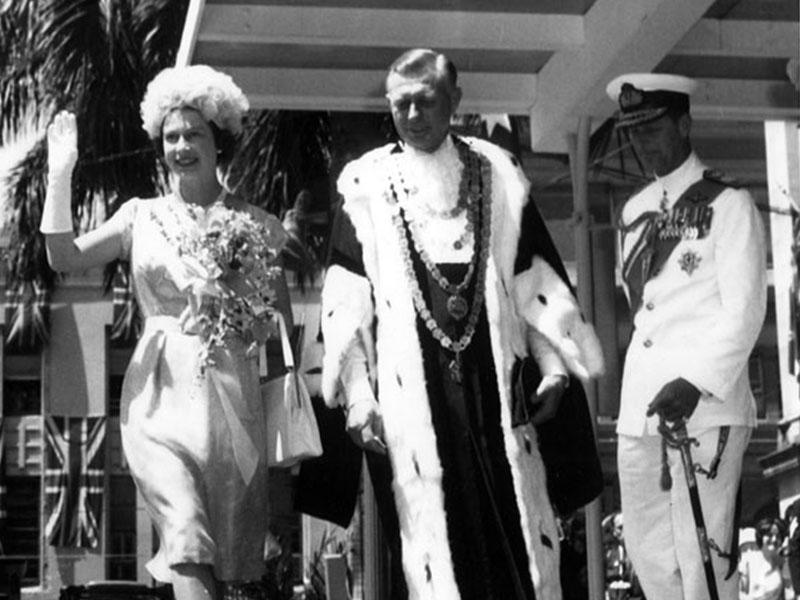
[{"x1": 655, "y1": 152, "x2": 704, "y2": 208}]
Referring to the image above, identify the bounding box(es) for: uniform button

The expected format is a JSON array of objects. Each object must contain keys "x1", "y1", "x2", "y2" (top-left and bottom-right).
[
  {"x1": 643, "y1": 339, "x2": 653, "y2": 348},
  {"x1": 645, "y1": 302, "x2": 655, "y2": 310}
]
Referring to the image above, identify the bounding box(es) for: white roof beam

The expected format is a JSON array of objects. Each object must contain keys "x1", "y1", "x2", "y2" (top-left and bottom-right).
[
  {"x1": 674, "y1": 19, "x2": 800, "y2": 58},
  {"x1": 200, "y1": 4, "x2": 583, "y2": 51},
  {"x1": 220, "y1": 67, "x2": 537, "y2": 114},
  {"x1": 691, "y1": 79, "x2": 800, "y2": 121}
]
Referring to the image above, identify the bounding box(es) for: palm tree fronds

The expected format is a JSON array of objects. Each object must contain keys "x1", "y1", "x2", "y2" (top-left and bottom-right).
[
  {"x1": 230, "y1": 110, "x2": 332, "y2": 217},
  {"x1": 130, "y1": 0, "x2": 190, "y2": 75},
  {"x1": 2, "y1": 0, "x2": 336, "y2": 303},
  {"x1": 0, "y1": 0, "x2": 42, "y2": 141},
  {"x1": 36, "y1": 0, "x2": 111, "y2": 104},
  {"x1": 4, "y1": 137, "x2": 58, "y2": 288},
  {"x1": 1, "y1": 0, "x2": 192, "y2": 288}
]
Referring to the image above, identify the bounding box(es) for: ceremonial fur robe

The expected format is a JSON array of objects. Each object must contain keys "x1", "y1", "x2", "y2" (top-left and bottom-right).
[{"x1": 321, "y1": 136, "x2": 604, "y2": 599}]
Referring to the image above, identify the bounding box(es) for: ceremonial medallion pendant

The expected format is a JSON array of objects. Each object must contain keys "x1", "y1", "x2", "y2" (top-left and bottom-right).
[
  {"x1": 678, "y1": 249, "x2": 702, "y2": 275},
  {"x1": 446, "y1": 294, "x2": 469, "y2": 320},
  {"x1": 448, "y1": 355, "x2": 462, "y2": 383}
]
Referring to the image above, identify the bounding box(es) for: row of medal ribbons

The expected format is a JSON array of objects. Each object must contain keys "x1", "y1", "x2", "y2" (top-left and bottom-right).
[{"x1": 657, "y1": 205, "x2": 713, "y2": 241}]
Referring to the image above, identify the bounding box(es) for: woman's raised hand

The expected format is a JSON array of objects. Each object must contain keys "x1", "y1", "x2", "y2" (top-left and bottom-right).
[
  {"x1": 41, "y1": 111, "x2": 78, "y2": 236},
  {"x1": 47, "y1": 111, "x2": 78, "y2": 177}
]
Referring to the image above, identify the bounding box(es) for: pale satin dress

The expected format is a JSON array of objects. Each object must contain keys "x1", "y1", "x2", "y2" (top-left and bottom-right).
[{"x1": 103, "y1": 194, "x2": 283, "y2": 583}]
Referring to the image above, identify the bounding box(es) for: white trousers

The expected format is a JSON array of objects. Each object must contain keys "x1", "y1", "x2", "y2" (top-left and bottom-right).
[{"x1": 618, "y1": 426, "x2": 750, "y2": 600}]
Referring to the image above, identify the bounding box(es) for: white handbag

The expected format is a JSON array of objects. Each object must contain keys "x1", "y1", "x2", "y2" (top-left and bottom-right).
[{"x1": 262, "y1": 313, "x2": 323, "y2": 468}]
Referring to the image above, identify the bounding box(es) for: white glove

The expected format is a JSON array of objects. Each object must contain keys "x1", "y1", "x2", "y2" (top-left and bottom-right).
[{"x1": 40, "y1": 111, "x2": 78, "y2": 234}]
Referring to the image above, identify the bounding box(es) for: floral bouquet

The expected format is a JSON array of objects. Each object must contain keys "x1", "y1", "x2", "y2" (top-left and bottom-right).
[{"x1": 174, "y1": 204, "x2": 287, "y2": 370}]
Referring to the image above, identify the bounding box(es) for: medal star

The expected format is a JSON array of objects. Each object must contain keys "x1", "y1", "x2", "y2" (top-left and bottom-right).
[{"x1": 678, "y1": 249, "x2": 701, "y2": 275}]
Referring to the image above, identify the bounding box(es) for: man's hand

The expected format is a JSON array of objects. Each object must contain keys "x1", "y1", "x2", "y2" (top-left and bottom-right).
[
  {"x1": 647, "y1": 377, "x2": 701, "y2": 423},
  {"x1": 529, "y1": 374, "x2": 568, "y2": 425},
  {"x1": 345, "y1": 397, "x2": 387, "y2": 455},
  {"x1": 47, "y1": 110, "x2": 79, "y2": 177}
]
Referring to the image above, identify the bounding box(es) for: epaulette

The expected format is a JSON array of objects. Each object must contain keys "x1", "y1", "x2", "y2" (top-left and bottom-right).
[{"x1": 703, "y1": 169, "x2": 743, "y2": 189}]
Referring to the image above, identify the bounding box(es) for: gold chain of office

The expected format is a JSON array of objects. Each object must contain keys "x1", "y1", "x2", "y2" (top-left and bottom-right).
[{"x1": 384, "y1": 139, "x2": 493, "y2": 382}]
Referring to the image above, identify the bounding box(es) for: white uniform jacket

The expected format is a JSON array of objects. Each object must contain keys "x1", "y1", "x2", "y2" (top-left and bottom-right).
[
  {"x1": 617, "y1": 152, "x2": 767, "y2": 437},
  {"x1": 321, "y1": 136, "x2": 604, "y2": 600}
]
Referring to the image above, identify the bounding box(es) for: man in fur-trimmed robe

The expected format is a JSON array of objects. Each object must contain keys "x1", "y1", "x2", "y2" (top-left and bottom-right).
[{"x1": 321, "y1": 48, "x2": 605, "y2": 600}]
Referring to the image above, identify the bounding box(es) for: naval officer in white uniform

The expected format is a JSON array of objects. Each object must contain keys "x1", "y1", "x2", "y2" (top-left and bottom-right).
[{"x1": 609, "y1": 73, "x2": 767, "y2": 600}]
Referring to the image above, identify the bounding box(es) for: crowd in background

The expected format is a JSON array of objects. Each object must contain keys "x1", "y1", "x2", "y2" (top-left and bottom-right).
[{"x1": 588, "y1": 499, "x2": 800, "y2": 600}]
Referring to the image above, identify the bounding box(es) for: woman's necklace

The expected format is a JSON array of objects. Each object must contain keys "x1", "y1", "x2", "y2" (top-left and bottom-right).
[
  {"x1": 386, "y1": 138, "x2": 493, "y2": 382},
  {"x1": 149, "y1": 189, "x2": 227, "y2": 248},
  {"x1": 181, "y1": 188, "x2": 227, "y2": 222}
]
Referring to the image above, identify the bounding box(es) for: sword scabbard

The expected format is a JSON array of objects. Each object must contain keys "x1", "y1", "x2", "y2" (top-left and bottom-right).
[{"x1": 658, "y1": 417, "x2": 721, "y2": 600}]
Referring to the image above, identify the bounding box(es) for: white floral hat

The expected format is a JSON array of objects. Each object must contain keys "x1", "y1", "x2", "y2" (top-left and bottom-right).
[{"x1": 140, "y1": 64, "x2": 250, "y2": 139}]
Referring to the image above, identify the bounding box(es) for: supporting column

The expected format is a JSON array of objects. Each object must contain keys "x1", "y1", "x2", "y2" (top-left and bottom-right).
[
  {"x1": 175, "y1": 0, "x2": 206, "y2": 67},
  {"x1": 592, "y1": 206, "x2": 621, "y2": 419},
  {"x1": 765, "y1": 121, "x2": 800, "y2": 434},
  {"x1": 762, "y1": 120, "x2": 800, "y2": 514},
  {"x1": 567, "y1": 116, "x2": 605, "y2": 600}
]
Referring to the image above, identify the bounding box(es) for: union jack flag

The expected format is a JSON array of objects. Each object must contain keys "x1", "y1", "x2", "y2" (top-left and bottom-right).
[
  {"x1": 44, "y1": 416, "x2": 106, "y2": 548},
  {"x1": 4, "y1": 280, "x2": 50, "y2": 353}
]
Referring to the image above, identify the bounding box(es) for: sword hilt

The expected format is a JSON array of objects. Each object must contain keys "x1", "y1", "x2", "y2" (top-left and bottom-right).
[
  {"x1": 657, "y1": 417, "x2": 698, "y2": 450},
  {"x1": 657, "y1": 417, "x2": 699, "y2": 491}
]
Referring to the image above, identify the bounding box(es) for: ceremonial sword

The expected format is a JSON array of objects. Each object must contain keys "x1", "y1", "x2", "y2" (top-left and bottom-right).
[{"x1": 658, "y1": 417, "x2": 720, "y2": 600}]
